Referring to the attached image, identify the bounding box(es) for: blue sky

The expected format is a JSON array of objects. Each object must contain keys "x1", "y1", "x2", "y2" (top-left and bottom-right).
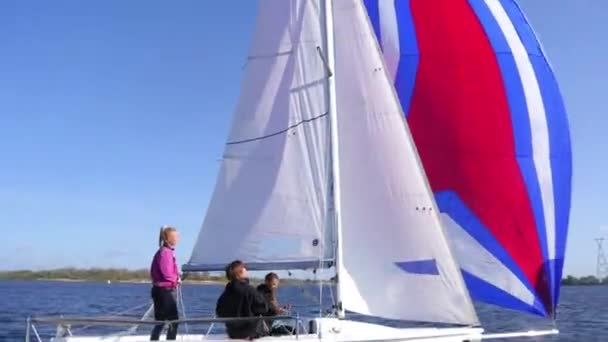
[{"x1": 0, "y1": 1, "x2": 605, "y2": 277}]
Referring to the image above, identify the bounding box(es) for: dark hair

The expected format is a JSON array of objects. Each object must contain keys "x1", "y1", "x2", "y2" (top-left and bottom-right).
[
  {"x1": 265, "y1": 272, "x2": 279, "y2": 282},
  {"x1": 225, "y1": 260, "x2": 245, "y2": 281}
]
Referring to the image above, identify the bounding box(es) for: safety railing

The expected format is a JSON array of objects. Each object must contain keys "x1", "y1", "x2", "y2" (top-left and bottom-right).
[{"x1": 25, "y1": 314, "x2": 310, "y2": 342}]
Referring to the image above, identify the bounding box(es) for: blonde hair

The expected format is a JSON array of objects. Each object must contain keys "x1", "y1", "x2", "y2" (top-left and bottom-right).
[{"x1": 159, "y1": 225, "x2": 177, "y2": 247}]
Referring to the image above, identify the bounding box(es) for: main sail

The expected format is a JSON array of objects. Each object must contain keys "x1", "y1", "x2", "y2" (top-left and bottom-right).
[
  {"x1": 363, "y1": 0, "x2": 572, "y2": 318},
  {"x1": 332, "y1": 0, "x2": 478, "y2": 325},
  {"x1": 185, "y1": 0, "x2": 333, "y2": 271}
]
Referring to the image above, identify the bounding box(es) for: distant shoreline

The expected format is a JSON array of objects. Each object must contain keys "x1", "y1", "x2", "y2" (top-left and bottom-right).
[
  {"x1": 560, "y1": 275, "x2": 608, "y2": 286},
  {"x1": 28, "y1": 278, "x2": 226, "y2": 285},
  {"x1": 7, "y1": 278, "x2": 603, "y2": 287},
  {"x1": 3, "y1": 269, "x2": 603, "y2": 287},
  {"x1": 0, "y1": 268, "x2": 228, "y2": 284},
  {"x1": 0, "y1": 268, "x2": 319, "y2": 285}
]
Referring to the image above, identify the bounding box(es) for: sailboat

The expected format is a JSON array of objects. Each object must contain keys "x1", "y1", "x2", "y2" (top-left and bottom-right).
[{"x1": 33, "y1": 0, "x2": 571, "y2": 341}]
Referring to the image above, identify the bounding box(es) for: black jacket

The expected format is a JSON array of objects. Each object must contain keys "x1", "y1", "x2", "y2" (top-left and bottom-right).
[
  {"x1": 256, "y1": 284, "x2": 279, "y2": 329},
  {"x1": 256, "y1": 284, "x2": 281, "y2": 316},
  {"x1": 216, "y1": 279, "x2": 269, "y2": 339}
]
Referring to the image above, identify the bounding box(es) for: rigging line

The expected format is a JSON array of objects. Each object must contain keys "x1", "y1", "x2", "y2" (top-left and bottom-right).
[
  {"x1": 70, "y1": 302, "x2": 151, "y2": 334},
  {"x1": 177, "y1": 285, "x2": 189, "y2": 334},
  {"x1": 226, "y1": 112, "x2": 328, "y2": 146}
]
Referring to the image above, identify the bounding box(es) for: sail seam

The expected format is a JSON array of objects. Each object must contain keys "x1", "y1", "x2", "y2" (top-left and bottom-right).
[
  {"x1": 226, "y1": 112, "x2": 328, "y2": 145},
  {"x1": 248, "y1": 50, "x2": 293, "y2": 60}
]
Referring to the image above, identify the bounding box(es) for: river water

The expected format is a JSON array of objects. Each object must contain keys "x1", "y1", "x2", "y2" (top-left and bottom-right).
[{"x1": 1, "y1": 280, "x2": 605, "y2": 341}]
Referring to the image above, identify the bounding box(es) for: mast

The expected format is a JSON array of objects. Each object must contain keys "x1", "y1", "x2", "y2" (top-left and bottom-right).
[{"x1": 321, "y1": 0, "x2": 345, "y2": 319}]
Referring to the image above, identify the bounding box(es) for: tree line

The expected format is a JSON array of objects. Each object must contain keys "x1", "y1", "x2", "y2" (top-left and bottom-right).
[
  {"x1": 0, "y1": 269, "x2": 605, "y2": 286},
  {"x1": 0, "y1": 268, "x2": 314, "y2": 284},
  {"x1": 0, "y1": 268, "x2": 225, "y2": 282},
  {"x1": 561, "y1": 275, "x2": 608, "y2": 286}
]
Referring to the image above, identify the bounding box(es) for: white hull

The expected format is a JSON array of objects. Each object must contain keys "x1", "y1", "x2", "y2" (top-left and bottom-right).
[{"x1": 50, "y1": 318, "x2": 483, "y2": 342}]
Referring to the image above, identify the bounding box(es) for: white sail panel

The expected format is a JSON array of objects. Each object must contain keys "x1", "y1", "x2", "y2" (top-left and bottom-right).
[
  {"x1": 332, "y1": 1, "x2": 478, "y2": 325},
  {"x1": 186, "y1": 0, "x2": 332, "y2": 271},
  {"x1": 441, "y1": 214, "x2": 538, "y2": 307}
]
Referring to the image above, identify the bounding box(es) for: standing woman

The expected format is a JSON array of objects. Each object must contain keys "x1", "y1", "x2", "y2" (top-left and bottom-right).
[{"x1": 150, "y1": 226, "x2": 180, "y2": 340}]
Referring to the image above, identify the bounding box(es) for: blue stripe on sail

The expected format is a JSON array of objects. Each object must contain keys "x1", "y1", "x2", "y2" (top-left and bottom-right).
[
  {"x1": 363, "y1": 0, "x2": 382, "y2": 45},
  {"x1": 547, "y1": 257, "x2": 565, "y2": 315},
  {"x1": 393, "y1": 0, "x2": 419, "y2": 117},
  {"x1": 395, "y1": 259, "x2": 439, "y2": 275},
  {"x1": 468, "y1": 0, "x2": 551, "y2": 311},
  {"x1": 498, "y1": 0, "x2": 572, "y2": 314},
  {"x1": 435, "y1": 191, "x2": 542, "y2": 306},
  {"x1": 498, "y1": 0, "x2": 542, "y2": 56},
  {"x1": 463, "y1": 271, "x2": 547, "y2": 316},
  {"x1": 363, "y1": 0, "x2": 419, "y2": 116}
]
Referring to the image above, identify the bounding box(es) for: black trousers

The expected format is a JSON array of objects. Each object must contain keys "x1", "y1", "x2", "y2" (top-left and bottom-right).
[{"x1": 150, "y1": 286, "x2": 179, "y2": 340}]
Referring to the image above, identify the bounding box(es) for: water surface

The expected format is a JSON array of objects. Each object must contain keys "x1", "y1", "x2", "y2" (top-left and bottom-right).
[{"x1": 1, "y1": 281, "x2": 604, "y2": 341}]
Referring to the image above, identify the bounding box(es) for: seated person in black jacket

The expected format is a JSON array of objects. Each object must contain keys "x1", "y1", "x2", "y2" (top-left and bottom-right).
[
  {"x1": 257, "y1": 272, "x2": 293, "y2": 335},
  {"x1": 216, "y1": 260, "x2": 269, "y2": 339}
]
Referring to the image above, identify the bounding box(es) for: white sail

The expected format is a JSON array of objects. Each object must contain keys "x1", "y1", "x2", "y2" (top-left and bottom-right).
[
  {"x1": 186, "y1": 0, "x2": 333, "y2": 271},
  {"x1": 332, "y1": 0, "x2": 478, "y2": 325},
  {"x1": 187, "y1": 0, "x2": 477, "y2": 326}
]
